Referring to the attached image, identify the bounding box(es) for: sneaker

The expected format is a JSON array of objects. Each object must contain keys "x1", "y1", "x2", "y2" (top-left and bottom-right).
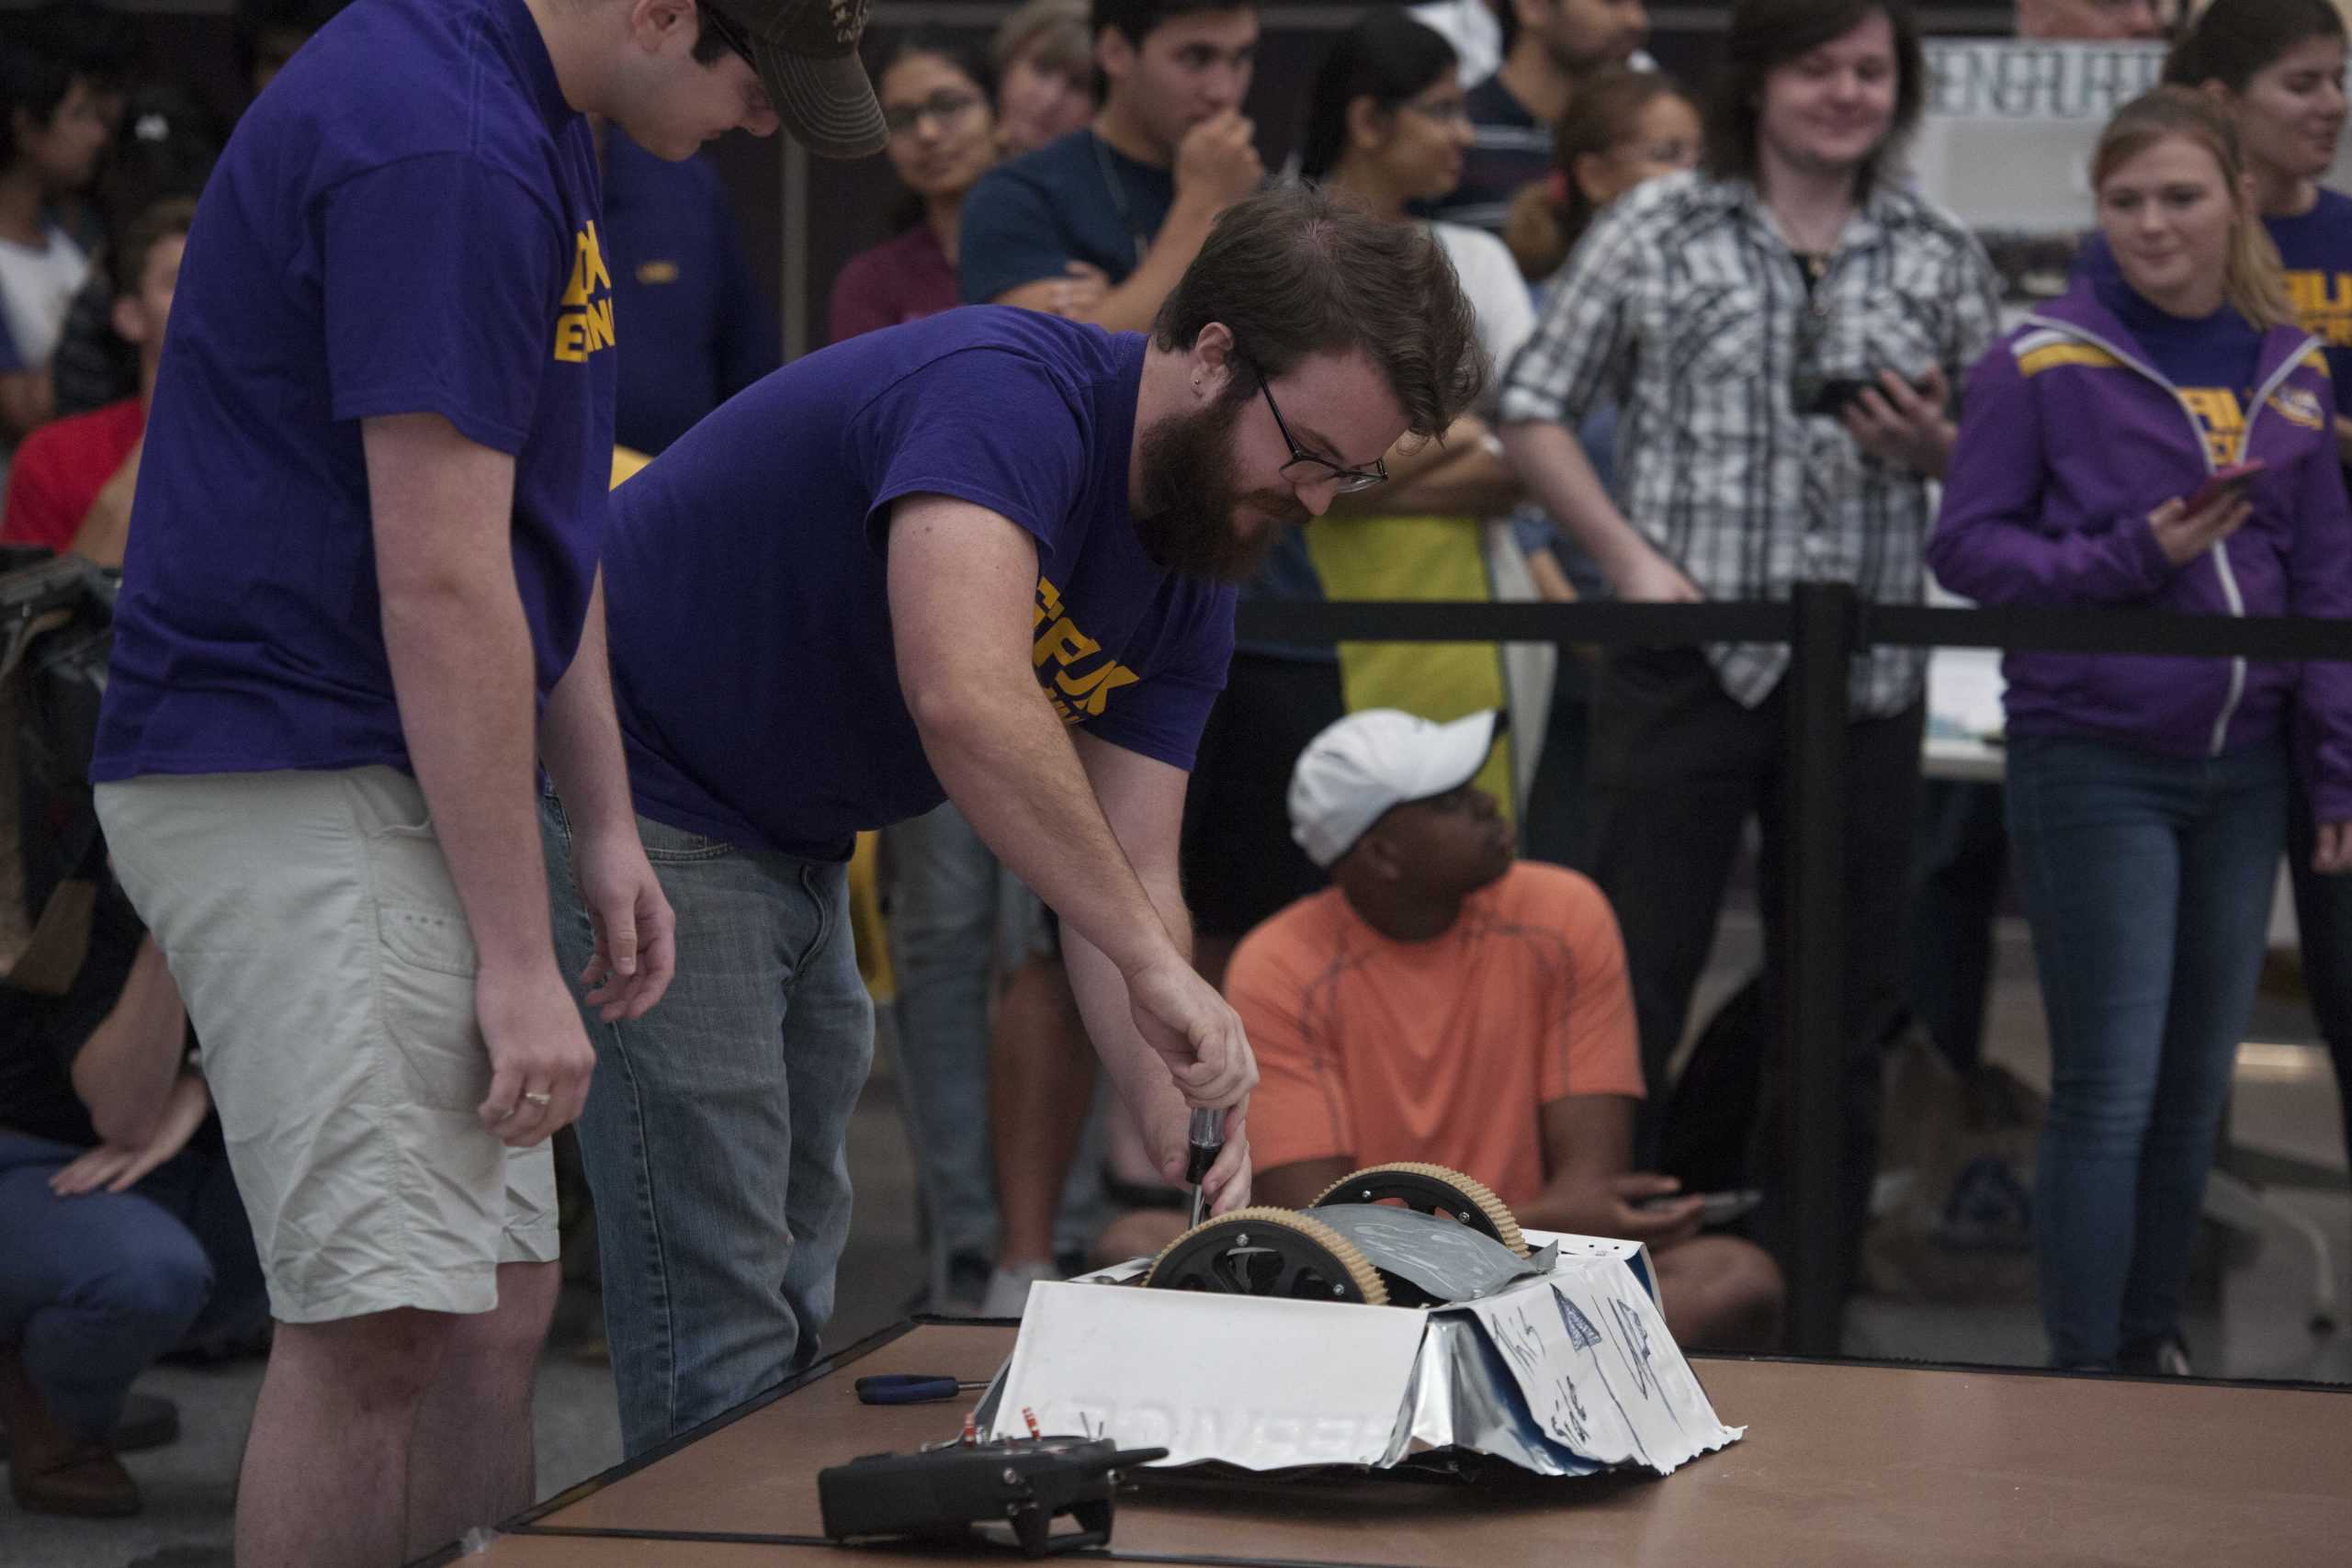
[
  {"x1": 978, "y1": 1259, "x2": 1060, "y2": 1320},
  {"x1": 2117, "y1": 1333, "x2": 2194, "y2": 1377}
]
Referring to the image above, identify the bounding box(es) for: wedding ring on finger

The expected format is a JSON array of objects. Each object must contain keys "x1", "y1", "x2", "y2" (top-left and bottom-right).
[{"x1": 522, "y1": 1090, "x2": 554, "y2": 1107}]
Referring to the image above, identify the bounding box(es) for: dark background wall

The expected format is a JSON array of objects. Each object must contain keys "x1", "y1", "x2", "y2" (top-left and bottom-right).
[{"x1": 24, "y1": 1, "x2": 2018, "y2": 358}]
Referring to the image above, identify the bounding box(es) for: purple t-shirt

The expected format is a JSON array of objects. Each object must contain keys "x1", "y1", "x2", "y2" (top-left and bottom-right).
[
  {"x1": 2091, "y1": 269, "x2": 2264, "y2": 467},
  {"x1": 2265, "y1": 186, "x2": 2352, "y2": 419},
  {"x1": 605, "y1": 306, "x2": 1236, "y2": 859},
  {"x1": 93, "y1": 0, "x2": 614, "y2": 781}
]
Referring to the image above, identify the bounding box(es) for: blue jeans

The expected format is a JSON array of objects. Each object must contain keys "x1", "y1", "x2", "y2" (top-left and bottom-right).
[
  {"x1": 0, "y1": 1128, "x2": 267, "y2": 1439},
  {"x1": 2007, "y1": 733, "x2": 2288, "y2": 1369},
  {"x1": 543, "y1": 798, "x2": 874, "y2": 1457},
  {"x1": 878, "y1": 804, "x2": 1102, "y2": 1297}
]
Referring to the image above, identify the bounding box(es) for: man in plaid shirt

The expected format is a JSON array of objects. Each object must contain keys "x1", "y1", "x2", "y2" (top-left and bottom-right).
[{"x1": 1498, "y1": 0, "x2": 1999, "y2": 1296}]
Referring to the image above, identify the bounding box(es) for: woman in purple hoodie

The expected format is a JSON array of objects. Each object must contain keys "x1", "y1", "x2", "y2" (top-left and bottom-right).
[{"x1": 1929, "y1": 86, "x2": 2352, "y2": 1375}]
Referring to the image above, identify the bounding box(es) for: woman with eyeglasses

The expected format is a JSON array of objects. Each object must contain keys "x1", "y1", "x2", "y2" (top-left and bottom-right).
[
  {"x1": 1929, "y1": 86, "x2": 2352, "y2": 1374},
  {"x1": 1291, "y1": 6, "x2": 1548, "y2": 822},
  {"x1": 830, "y1": 35, "x2": 1103, "y2": 344}
]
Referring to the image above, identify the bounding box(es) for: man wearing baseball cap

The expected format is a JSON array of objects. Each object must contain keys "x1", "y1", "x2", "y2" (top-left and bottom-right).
[
  {"x1": 701, "y1": 0, "x2": 887, "y2": 154},
  {"x1": 89, "y1": 2, "x2": 875, "y2": 1562},
  {"x1": 1227, "y1": 708, "x2": 1785, "y2": 1350}
]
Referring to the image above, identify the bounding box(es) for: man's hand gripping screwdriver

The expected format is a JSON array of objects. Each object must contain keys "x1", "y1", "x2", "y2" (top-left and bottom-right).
[{"x1": 1187, "y1": 1107, "x2": 1222, "y2": 1227}]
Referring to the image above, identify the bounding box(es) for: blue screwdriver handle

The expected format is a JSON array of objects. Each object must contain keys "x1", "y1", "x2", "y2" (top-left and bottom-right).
[{"x1": 854, "y1": 1374, "x2": 985, "y2": 1405}]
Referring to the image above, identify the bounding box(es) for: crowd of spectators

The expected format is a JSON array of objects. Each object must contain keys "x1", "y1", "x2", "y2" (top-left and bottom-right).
[{"x1": 10, "y1": 0, "x2": 2352, "y2": 1538}]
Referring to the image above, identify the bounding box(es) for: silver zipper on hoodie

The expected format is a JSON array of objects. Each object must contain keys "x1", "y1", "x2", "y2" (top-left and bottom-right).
[{"x1": 2020, "y1": 316, "x2": 2319, "y2": 755}]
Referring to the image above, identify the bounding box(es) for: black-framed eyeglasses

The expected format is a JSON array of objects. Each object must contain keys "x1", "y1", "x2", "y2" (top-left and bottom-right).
[
  {"x1": 698, "y1": 3, "x2": 760, "y2": 73},
  {"x1": 883, "y1": 89, "x2": 983, "y2": 137},
  {"x1": 1245, "y1": 355, "x2": 1387, "y2": 494},
  {"x1": 1396, "y1": 95, "x2": 1472, "y2": 127}
]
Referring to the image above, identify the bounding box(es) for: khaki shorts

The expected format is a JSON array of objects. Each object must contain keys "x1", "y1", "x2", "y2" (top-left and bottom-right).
[{"x1": 96, "y1": 766, "x2": 556, "y2": 1323}]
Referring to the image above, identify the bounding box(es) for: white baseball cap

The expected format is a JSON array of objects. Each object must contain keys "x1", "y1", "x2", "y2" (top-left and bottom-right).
[{"x1": 1287, "y1": 709, "x2": 1503, "y2": 870}]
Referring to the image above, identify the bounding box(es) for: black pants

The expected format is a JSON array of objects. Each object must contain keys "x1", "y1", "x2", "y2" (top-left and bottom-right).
[
  {"x1": 2287, "y1": 774, "x2": 2352, "y2": 1171},
  {"x1": 1589, "y1": 647, "x2": 1923, "y2": 1292},
  {"x1": 1521, "y1": 651, "x2": 1596, "y2": 872},
  {"x1": 1180, "y1": 652, "x2": 1346, "y2": 941},
  {"x1": 1907, "y1": 779, "x2": 2011, "y2": 1077}
]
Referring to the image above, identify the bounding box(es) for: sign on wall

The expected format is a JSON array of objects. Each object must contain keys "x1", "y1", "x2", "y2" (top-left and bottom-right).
[{"x1": 1913, "y1": 39, "x2": 2165, "y2": 307}]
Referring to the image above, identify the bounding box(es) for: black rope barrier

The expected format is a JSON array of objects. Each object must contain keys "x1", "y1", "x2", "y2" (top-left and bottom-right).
[
  {"x1": 1238, "y1": 598, "x2": 2352, "y2": 661},
  {"x1": 1234, "y1": 598, "x2": 1789, "y2": 646}
]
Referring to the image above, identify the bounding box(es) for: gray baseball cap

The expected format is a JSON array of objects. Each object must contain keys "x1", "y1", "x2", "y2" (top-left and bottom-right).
[{"x1": 704, "y1": 0, "x2": 886, "y2": 158}]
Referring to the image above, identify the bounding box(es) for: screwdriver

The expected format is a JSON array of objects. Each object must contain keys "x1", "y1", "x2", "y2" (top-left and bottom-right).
[
  {"x1": 1186, "y1": 1106, "x2": 1222, "y2": 1227},
  {"x1": 854, "y1": 1374, "x2": 991, "y2": 1405}
]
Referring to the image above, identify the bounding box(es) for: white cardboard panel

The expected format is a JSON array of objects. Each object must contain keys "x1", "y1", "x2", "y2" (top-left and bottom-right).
[
  {"x1": 989, "y1": 1282, "x2": 1427, "y2": 1469},
  {"x1": 1457, "y1": 1263, "x2": 1744, "y2": 1474},
  {"x1": 993, "y1": 1235, "x2": 1738, "y2": 1477}
]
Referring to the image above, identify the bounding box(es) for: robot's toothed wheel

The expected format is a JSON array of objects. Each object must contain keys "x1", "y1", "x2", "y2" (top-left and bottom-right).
[
  {"x1": 1143, "y1": 1207, "x2": 1389, "y2": 1306},
  {"x1": 1311, "y1": 1162, "x2": 1530, "y2": 1258}
]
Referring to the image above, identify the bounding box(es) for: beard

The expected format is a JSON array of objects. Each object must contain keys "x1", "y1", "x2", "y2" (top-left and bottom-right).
[{"x1": 1133, "y1": 392, "x2": 1306, "y2": 584}]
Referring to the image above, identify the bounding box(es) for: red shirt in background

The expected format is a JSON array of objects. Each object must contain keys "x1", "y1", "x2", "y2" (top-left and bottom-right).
[
  {"x1": 826, "y1": 224, "x2": 958, "y2": 346},
  {"x1": 2, "y1": 397, "x2": 143, "y2": 552}
]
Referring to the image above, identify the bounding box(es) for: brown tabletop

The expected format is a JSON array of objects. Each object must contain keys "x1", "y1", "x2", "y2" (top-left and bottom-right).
[
  {"x1": 451, "y1": 1539, "x2": 786, "y2": 1566},
  {"x1": 448, "y1": 1320, "x2": 2352, "y2": 1567}
]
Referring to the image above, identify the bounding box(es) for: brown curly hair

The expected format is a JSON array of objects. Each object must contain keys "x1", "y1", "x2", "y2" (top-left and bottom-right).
[{"x1": 1154, "y1": 184, "x2": 1487, "y2": 441}]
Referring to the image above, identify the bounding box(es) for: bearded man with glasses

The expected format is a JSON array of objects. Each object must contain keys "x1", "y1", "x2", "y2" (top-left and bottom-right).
[{"x1": 543, "y1": 186, "x2": 1483, "y2": 1457}]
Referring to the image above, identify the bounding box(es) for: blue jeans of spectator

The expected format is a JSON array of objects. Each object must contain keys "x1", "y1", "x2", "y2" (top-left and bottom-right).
[
  {"x1": 0, "y1": 1127, "x2": 267, "y2": 1439},
  {"x1": 2007, "y1": 733, "x2": 2286, "y2": 1370},
  {"x1": 879, "y1": 803, "x2": 1102, "y2": 1301},
  {"x1": 543, "y1": 796, "x2": 874, "y2": 1458}
]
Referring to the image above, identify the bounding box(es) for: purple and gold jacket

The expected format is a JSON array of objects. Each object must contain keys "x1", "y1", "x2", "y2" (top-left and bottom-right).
[{"x1": 1928, "y1": 283, "x2": 2352, "y2": 820}]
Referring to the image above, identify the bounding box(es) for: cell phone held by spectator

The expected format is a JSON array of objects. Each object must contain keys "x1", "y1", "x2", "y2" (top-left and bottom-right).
[
  {"x1": 1638, "y1": 1189, "x2": 1764, "y2": 1227},
  {"x1": 2180, "y1": 459, "x2": 2266, "y2": 514},
  {"x1": 1800, "y1": 372, "x2": 1934, "y2": 419}
]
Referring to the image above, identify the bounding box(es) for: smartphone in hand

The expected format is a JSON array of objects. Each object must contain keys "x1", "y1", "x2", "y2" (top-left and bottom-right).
[
  {"x1": 2181, "y1": 459, "x2": 2267, "y2": 513},
  {"x1": 1804, "y1": 371, "x2": 1934, "y2": 418},
  {"x1": 1635, "y1": 1189, "x2": 1764, "y2": 1227}
]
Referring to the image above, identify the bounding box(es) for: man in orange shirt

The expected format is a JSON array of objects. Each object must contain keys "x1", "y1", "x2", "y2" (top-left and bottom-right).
[
  {"x1": 0, "y1": 197, "x2": 187, "y2": 564},
  {"x1": 1229, "y1": 707, "x2": 1783, "y2": 1349}
]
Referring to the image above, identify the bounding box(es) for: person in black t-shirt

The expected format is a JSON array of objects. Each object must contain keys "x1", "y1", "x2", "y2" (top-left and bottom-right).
[{"x1": 958, "y1": 0, "x2": 1262, "y2": 328}]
